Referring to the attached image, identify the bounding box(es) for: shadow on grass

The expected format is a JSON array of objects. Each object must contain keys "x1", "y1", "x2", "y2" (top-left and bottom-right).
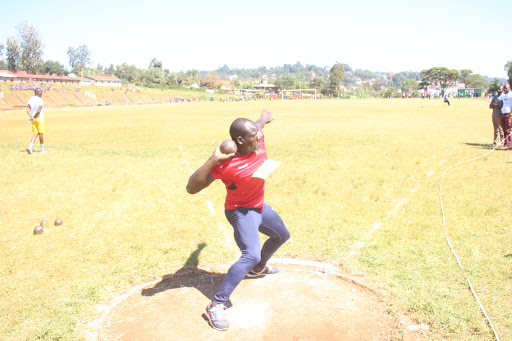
[
  {"x1": 140, "y1": 242, "x2": 233, "y2": 308},
  {"x1": 464, "y1": 142, "x2": 495, "y2": 149}
]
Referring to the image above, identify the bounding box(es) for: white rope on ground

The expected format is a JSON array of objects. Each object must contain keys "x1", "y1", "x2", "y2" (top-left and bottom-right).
[{"x1": 438, "y1": 134, "x2": 511, "y2": 341}]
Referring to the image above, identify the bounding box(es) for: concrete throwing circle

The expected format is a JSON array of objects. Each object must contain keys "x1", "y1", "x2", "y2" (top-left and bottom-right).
[{"x1": 89, "y1": 259, "x2": 408, "y2": 340}]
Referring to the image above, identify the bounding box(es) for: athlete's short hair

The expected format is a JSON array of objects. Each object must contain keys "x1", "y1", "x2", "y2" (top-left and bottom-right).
[{"x1": 230, "y1": 118, "x2": 253, "y2": 141}]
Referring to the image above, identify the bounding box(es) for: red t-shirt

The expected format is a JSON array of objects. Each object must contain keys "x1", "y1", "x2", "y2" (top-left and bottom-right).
[{"x1": 210, "y1": 132, "x2": 267, "y2": 210}]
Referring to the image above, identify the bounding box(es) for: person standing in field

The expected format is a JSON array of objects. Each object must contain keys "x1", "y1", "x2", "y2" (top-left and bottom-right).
[
  {"x1": 489, "y1": 85, "x2": 504, "y2": 146},
  {"x1": 500, "y1": 83, "x2": 512, "y2": 149},
  {"x1": 26, "y1": 88, "x2": 49, "y2": 154},
  {"x1": 186, "y1": 110, "x2": 290, "y2": 331},
  {"x1": 443, "y1": 93, "x2": 451, "y2": 105}
]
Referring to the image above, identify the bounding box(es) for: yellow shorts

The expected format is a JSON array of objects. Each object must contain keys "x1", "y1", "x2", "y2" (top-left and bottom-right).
[{"x1": 31, "y1": 119, "x2": 45, "y2": 134}]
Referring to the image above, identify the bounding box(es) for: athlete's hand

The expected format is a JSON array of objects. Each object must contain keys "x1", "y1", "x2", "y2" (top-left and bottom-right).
[
  {"x1": 261, "y1": 109, "x2": 274, "y2": 124},
  {"x1": 213, "y1": 142, "x2": 235, "y2": 161}
]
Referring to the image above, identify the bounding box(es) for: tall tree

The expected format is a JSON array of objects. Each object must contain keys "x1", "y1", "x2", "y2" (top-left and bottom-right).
[
  {"x1": 17, "y1": 21, "x2": 44, "y2": 73},
  {"x1": 105, "y1": 64, "x2": 115, "y2": 76},
  {"x1": 420, "y1": 67, "x2": 460, "y2": 95},
  {"x1": 165, "y1": 72, "x2": 178, "y2": 86},
  {"x1": 0, "y1": 43, "x2": 5, "y2": 69},
  {"x1": 143, "y1": 67, "x2": 164, "y2": 87},
  {"x1": 391, "y1": 72, "x2": 408, "y2": 88},
  {"x1": 401, "y1": 79, "x2": 419, "y2": 92},
  {"x1": 308, "y1": 77, "x2": 327, "y2": 90},
  {"x1": 464, "y1": 74, "x2": 486, "y2": 88},
  {"x1": 488, "y1": 78, "x2": 500, "y2": 94},
  {"x1": 459, "y1": 69, "x2": 472, "y2": 80},
  {"x1": 200, "y1": 73, "x2": 222, "y2": 89},
  {"x1": 329, "y1": 62, "x2": 345, "y2": 96},
  {"x1": 184, "y1": 69, "x2": 199, "y2": 85},
  {"x1": 115, "y1": 63, "x2": 141, "y2": 83},
  {"x1": 149, "y1": 58, "x2": 162, "y2": 69},
  {"x1": 274, "y1": 75, "x2": 295, "y2": 90},
  {"x1": 6, "y1": 36, "x2": 21, "y2": 72},
  {"x1": 505, "y1": 61, "x2": 512, "y2": 86},
  {"x1": 67, "y1": 45, "x2": 92, "y2": 77},
  {"x1": 37, "y1": 60, "x2": 67, "y2": 75}
]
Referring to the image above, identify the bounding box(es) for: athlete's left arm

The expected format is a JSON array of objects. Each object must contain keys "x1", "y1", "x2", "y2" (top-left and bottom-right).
[
  {"x1": 26, "y1": 104, "x2": 35, "y2": 121},
  {"x1": 255, "y1": 110, "x2": 274, "y2": 130}
]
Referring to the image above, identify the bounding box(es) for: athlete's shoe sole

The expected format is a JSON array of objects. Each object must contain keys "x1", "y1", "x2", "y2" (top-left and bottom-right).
[{"x1": 246, "y1": 266, "x2": 279, "y2": 278}]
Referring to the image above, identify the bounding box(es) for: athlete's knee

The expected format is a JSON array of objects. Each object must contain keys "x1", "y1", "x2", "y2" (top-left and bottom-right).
[
  {"x1": 281, "y1": 229, "x2": 290, "y2": 243},
  {"x1": 243, "y1": 249, "x2": 261, "y2": 265},
  {"x1": 273, "y1": 222, "x2": 290, "y2": 242}
]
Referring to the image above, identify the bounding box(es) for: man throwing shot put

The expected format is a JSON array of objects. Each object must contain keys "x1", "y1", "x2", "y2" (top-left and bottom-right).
[
  {"x1": 186, "y1": 110, "x2": 290, "y2": 331},
  {"x1": 26, "y1": 88, "x2": 49, "y2": 153}
]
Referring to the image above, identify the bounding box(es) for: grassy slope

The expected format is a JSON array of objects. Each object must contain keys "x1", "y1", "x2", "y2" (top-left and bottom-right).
[
  {"x1": 0, "y1": 98, "x2": 510, "y2": 340},
  {"x1": 0, "y1": 85, "x2": 230, "y2": 110}
]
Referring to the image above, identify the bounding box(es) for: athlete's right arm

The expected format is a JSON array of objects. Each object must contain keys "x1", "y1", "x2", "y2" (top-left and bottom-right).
[
  {"x1": 186, "y1": 143, "x2": 235, "y2": 194},
  {"x1": 33, "y1": 106, "x2": 42, "y2": 118}
]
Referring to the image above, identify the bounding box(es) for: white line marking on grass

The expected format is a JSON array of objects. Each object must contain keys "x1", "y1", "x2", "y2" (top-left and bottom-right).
[
  {"x1": 184, "y1": 159, "x2": 189, "y2": 166},
  {"x1": 369, "y1": 222, "x2": 383, "y2": 234},
  {"x1": 387, "y1": 198, "x2": 409, "y2": 215},
  {"x1": 427, "y1": 171, "x2": 434, "y2": 177},
  {"x1": 206, "y1": 200, "x2": 215, "y2": 215},
  {"x1": 346, "y1": 222, "x2": 383, "y2": 258},
  {"x1": 347, "y1": 193, "x2": 413, "y2": 259}
]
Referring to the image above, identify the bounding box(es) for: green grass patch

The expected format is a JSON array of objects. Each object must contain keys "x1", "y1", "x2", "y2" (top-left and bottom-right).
[{"x1": 1, "y1": 98, "x2": 511, "y2": 340}]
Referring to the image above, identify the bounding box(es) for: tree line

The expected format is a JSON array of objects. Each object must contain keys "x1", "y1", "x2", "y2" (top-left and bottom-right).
[{"x1": 1, "y1": 21, "x2": 511, "y2": 98}]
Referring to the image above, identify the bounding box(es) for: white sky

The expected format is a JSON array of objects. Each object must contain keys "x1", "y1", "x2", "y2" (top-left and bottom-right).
[{"x1": 1, "y1": 0, "x2": 511, "y2": 78}]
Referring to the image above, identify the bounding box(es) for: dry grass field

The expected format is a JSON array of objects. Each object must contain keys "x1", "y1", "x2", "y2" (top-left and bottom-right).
[{"x1": 1, "y1": 98, "x2": 511, "y2": 340}]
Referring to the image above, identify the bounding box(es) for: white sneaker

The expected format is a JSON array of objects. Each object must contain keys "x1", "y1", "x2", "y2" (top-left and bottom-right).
[
  {"x1": 40, "y1": 149, "x2": 50, "y2": 153},
  {"x1": 27, "y1": 148, "x2": 33, "y2": 154}
]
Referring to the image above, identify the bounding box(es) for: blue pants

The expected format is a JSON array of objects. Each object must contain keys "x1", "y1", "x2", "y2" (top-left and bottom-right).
[{"x1": 213, "y1": 203, "x2": 290, "y2": 304}]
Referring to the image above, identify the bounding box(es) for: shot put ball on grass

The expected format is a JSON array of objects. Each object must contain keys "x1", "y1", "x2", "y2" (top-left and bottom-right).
[
  {"x1": 33, "y1": 226, "x2": 44, "y2": 235},
  {"x1": 220, "y1": 139, "x2": 237, "y2": 155},
  {"x1": 54, "y1": 218, "x2": 63, "y2": 226},
  {"x1": 40, "y1": 220, "x2": 49, "y2": 228}
]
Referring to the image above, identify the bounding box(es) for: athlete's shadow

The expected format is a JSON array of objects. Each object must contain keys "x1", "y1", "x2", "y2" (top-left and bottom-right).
[
  {"x1": 141, "y1": 242, "x2": 233, "y2": 308},
  {"x1": 464, "y1": 142, "x2": 495, "y2": 149}
]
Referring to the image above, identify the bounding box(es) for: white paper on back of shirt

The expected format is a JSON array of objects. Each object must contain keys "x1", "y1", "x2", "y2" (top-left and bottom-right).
[{"x1": 252, "y1": 159, "x2": 281, "y2": 179}]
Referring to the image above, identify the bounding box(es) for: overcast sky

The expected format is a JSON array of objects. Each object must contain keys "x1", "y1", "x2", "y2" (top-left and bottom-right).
[{"x1": 2, "y1": 0, "x2": 511, "y2": 78}]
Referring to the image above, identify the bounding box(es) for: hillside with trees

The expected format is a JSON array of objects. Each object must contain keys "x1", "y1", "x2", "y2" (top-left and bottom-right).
[{"x1": 0, "y1": 21, "x2": 508, "y2": 99}]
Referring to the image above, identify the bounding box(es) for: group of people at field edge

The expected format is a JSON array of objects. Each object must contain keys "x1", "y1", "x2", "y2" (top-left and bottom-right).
[
  {"x1": 490, "y1": 83, "x2": 512, "y2": 149},
  {"x1": 6, "y1": 79, "x2": 69, "y2": 93}
]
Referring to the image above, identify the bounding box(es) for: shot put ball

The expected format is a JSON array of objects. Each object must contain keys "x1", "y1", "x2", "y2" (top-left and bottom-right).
[
  {"x1": 220, "y1": 139, "x2": 237, "y2": 154},
  {"x1": 33, "y1": 226, "x2": 44, "y2": 235},
  {"x1": 54, "y1": 218, "x2": 63, "y2": 226},
  {"x1": 40, "y1": 220, "x2": 49, "y2": 228}
]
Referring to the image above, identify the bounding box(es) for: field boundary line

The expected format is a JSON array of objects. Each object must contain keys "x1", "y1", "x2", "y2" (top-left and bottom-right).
[{"x1": 438, "y1": 136, "x2": 511, "y2": 341}]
